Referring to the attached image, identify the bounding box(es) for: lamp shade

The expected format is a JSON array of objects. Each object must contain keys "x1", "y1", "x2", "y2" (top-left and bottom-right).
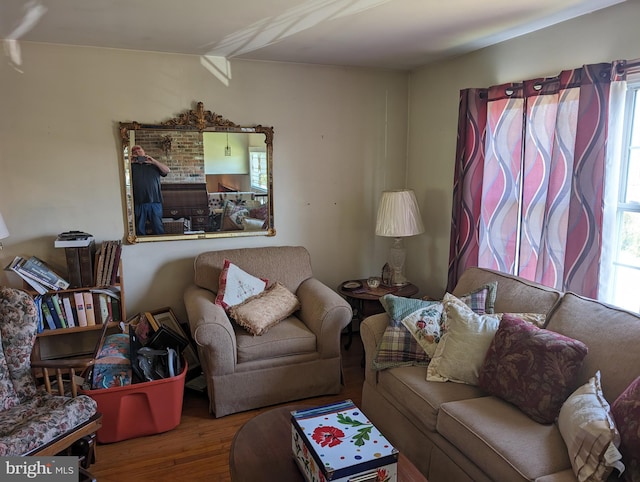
[
  {"x1": 0, "y1": 211, "x2": 8, "y2": 240},
  {"x1": 375, "y1": 189, "x2": 425, "y2": 238}
]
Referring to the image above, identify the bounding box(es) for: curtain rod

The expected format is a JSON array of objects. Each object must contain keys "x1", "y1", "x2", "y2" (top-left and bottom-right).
[{"x1": 616, "y1": 60, "x2": 640, "y2": 75}]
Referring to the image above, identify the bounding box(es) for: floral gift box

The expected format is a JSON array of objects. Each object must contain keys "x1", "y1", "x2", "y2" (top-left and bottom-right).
[{"x1": 291, "y1": 400, "x2": 398, "y2": 482}]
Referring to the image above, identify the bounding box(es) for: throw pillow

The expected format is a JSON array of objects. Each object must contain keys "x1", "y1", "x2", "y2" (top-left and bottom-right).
[
  {"x1": 426, "y1": 293, "x2": 501, "y2": 385},
  {"x1": 611, "y1": 376, "x2": 640, "y2": 482},
  {"x1": 372, "y1": 283, "x2": 499, "y2": 371},
  {"x1": 372, "y1": 296, "x2": 443, "y2": 370},
  {"x1": 558, "y1": 371, "x2": 624, "y2": 482},
  {"x1": 249, "y1": 204, "x2": 269, "y2": 229},
  {"x1": 241, "y1": 217, "x2": 265, "y2": 231},
  {"x1": 454, "y1": 281, "x2": 498, "y2": 314},
  {"x1": 215, "y1": 259, "x2": 268, "y2": 311},
  {"x1": 228, "y1": 282, "x2": 300, "y2": 336},
  {"x1": 222, "y1": 200, "x2": 250, "y2": 231},
  {"x1": 478, "y1": 314, "x2": 588, "y2": 424},
  {"x1": 500, "y1": 312, "x2": 546, "y2": 328}
]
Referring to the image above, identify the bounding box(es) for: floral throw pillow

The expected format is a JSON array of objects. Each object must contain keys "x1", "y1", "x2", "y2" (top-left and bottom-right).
[
  {"x1": 478, "y1": 314, "x2": 588, "y2": 424},
  {"x1": 611, "y1": 376, "x2": 640, "y2": 482},
  {"x1": 215, "y1": 259, "x2": 268, "y2": 311}
]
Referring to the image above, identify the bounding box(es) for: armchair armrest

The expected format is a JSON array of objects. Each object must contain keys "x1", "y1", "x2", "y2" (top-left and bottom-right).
[
  {"x1": 184, "y1": 284, "x2": 237, "y2": 376},
  {"x1": 297, "y1": 278, "x2": 352, "y2": 358},
  {"x1": 31, "y1": 358, "x2": 95, "y2": 397},
  {"x1": 360, "y1": 313, "x2": 389, "y2": 385}
]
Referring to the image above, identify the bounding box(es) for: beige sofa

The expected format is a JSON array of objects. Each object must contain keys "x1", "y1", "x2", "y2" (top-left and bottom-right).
[
  {"x1": 184, "y1": 246, "x2": 352, "y2": 417},
  {"x1": 361, "y1": 267, "x2": 640, "y2": 482}
]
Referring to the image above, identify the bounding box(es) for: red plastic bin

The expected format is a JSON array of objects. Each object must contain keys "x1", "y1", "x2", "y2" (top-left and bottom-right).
[{"x1": 81, "y1": 362, "x2": 187, "y2": 443}]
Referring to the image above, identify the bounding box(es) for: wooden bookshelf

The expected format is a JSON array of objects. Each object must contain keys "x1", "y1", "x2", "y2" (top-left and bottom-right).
[{"x1": 27, "y1": 261, "x2": 126, "y2": 360}]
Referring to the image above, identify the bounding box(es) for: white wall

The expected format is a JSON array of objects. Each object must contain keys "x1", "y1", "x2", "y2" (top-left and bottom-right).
[
  {"x1": 406, "y1": 0, "x2": 640, "y2": 298},
  {"x1": 0, "y1": 44, "x2": 409, "y2": 321}
]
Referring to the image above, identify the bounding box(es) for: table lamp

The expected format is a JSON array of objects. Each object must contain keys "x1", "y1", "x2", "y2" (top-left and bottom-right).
[
  {"x1": 0, "y1": 211, "x2": 9, "y2": 250},
  {"x1": 375, "y1": 189, "x2": 424, "y2": 286}
]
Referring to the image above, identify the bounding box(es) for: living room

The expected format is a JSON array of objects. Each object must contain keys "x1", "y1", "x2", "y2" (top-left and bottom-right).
[
  {"x1": 1, "y1": 1, "x2": 638, "y2": 320},
  {"x1": 1, "y1": 1, "x2": 640, "y2": 480}
]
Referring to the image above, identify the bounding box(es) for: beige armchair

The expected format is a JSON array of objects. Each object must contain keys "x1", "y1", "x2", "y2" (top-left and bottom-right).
[{"x1": 184, "y1": 246, "x2": 352, "y2": 417}]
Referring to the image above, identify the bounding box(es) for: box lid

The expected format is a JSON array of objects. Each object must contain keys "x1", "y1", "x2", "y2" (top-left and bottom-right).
[{"x1": 292, "y1": 400, "x2": 397, "y2": 479}]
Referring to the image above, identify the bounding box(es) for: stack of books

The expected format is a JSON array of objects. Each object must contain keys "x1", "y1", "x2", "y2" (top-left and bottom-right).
[
  {"x1": 55, "y1": 231, "x2": 96, "y2": 288},
  {"x1": 94, "y1": 240, "x2": 122, "y2": 287},
  {"x1": 5, "y1": 256, "x2": 70, "y2": 295}
]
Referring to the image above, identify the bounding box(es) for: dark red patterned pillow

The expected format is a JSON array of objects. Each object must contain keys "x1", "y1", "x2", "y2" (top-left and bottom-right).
[
  {"x1": 478, "y1": 314, "x2": 588, "y2": 424},
  {"x1": 611, "y1": 376, "x2": 640, "y2": 481}
]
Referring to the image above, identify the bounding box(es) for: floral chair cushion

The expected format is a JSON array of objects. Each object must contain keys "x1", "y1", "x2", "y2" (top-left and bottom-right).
[
  {"x1": 0, "y1": 287, "x2": 98, "y2": 455},
  {"x1": 0, "y1": 389, "x2": 97, "y2": 456},
  {"x1": 0, "y1": 287, "x2": 38, "y2": 404}
]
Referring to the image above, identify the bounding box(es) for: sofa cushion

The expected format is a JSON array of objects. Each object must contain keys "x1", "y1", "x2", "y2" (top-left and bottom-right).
[
  {"x1": 546, "y1": 292, "x2": 640, "y2": 403},
  {"x1": 611, "y1": 375, "x2": 640, "y2": 481},
  {"x1": 229, "y1": 282, "x2": 300, "y2": 336},
  {"x1": 452, "y1": 267, "x2": 561, "y2": 316},
  {"x1": 437, "y1": 396, "x2": 572, "y2": 481},
  {"x1": 427, "y1": 293, "x2": 501, "y2": 385},
  {"x1": 376, "y1": 366, "x2": 486, "y2": 432},
  {"x1": 558, "y1": 371, "x2": 623, "y2": 482},
  {"x1": 234, "y1": 316, "x2": 316, "y2": 364},
  {"x1": 215, "y1": 259, "x2": 268, "y2": 311},
  {"x1": 478, "y1": 314, "x2": 588, "y2": 424},
  {"x1": 193, "y1": 247, "x2": 313, "y2": 296}
]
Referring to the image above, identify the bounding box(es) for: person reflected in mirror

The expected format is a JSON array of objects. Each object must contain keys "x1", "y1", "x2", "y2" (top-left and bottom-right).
[{"x1": 130, "y1": 145, "x2": 170, "y2": 235}]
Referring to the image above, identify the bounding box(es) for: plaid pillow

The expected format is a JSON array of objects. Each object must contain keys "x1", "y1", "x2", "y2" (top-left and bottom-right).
[
  {"x1": 372, "y1": 297, "x2": 442, "y2": 370},
  {"x1": 372, "y1": 282, "x2": 498, "y2": 371},
  {"x1": 455, "y1": 282, "x2": 498, "y2": 315}
]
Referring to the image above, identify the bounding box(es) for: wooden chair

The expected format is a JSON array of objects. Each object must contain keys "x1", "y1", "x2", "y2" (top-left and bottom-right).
[{"x1": 0, "y1": 287, "x2": 102, "y2": 470}]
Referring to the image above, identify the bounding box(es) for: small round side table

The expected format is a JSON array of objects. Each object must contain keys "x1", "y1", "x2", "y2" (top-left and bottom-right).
[{"x1": 338, "y1": 280, "x2": 419, "y2": 350}]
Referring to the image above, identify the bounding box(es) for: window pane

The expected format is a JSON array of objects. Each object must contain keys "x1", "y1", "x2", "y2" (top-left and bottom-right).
[
  {"x1": 618, "y1": 211, "x2": 640, "y2": 266},
  {"x1": 626, "y1": 149, "x2": 640, "y2": 203},
  {"x1": 611, "y1": 264, "x2": 640, "y2": 313},
  {"x1": 631, "y1": 90, "x2": 640, "y2": 145}
]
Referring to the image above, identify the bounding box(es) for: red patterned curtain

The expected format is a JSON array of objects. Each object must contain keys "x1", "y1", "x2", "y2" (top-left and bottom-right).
[{"x1": 447, "y1": 63, "x2": 613, "y2": 297}]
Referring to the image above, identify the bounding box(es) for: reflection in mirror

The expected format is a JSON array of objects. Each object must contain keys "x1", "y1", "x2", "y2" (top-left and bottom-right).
[{"x1": 119, "y1": 102, "x2": 274, "y2": 243}]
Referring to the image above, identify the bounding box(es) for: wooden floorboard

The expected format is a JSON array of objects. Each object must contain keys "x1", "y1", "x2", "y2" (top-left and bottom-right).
[{"x1": 90, "y1": 333, "x2": 365, "y2": 481}]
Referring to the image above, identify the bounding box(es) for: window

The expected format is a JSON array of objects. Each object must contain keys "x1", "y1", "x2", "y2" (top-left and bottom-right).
[
  {"x1": 609, "y1": 84, "x2": 640, "y2": 312},
  {"x1": 249, "y1": 148, "x2": 268, "y2": 192}
]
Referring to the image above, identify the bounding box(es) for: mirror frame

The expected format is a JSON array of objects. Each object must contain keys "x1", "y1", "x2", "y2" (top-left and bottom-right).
[{"x1": 119, "y1": 102, "x2": 275, "y2": 244}]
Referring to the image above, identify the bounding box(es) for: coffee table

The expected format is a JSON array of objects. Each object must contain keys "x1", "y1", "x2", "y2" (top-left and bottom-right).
[{"x1": 230, "y1": 404, "x2": 427, "y2": 481}]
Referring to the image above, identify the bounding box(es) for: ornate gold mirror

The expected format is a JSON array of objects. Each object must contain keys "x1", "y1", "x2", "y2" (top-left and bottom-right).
[{"x1": 119, "y1": 102, "x2": 274, "y2": 243}]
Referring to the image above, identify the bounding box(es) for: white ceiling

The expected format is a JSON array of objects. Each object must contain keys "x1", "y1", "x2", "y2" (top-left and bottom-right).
[{"x1": 1, "y1": 0, "x2": 626, "y2": 71}]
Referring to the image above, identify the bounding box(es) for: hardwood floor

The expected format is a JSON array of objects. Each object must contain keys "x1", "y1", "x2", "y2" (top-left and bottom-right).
[{"x1": 90, "y1": 333, "x2": 365, "y2": 481}]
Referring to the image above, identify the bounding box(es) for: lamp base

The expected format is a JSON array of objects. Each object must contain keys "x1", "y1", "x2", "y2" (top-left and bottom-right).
[{"x1": 388, "y1": 238, "x2": 408, "y2": 286}]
